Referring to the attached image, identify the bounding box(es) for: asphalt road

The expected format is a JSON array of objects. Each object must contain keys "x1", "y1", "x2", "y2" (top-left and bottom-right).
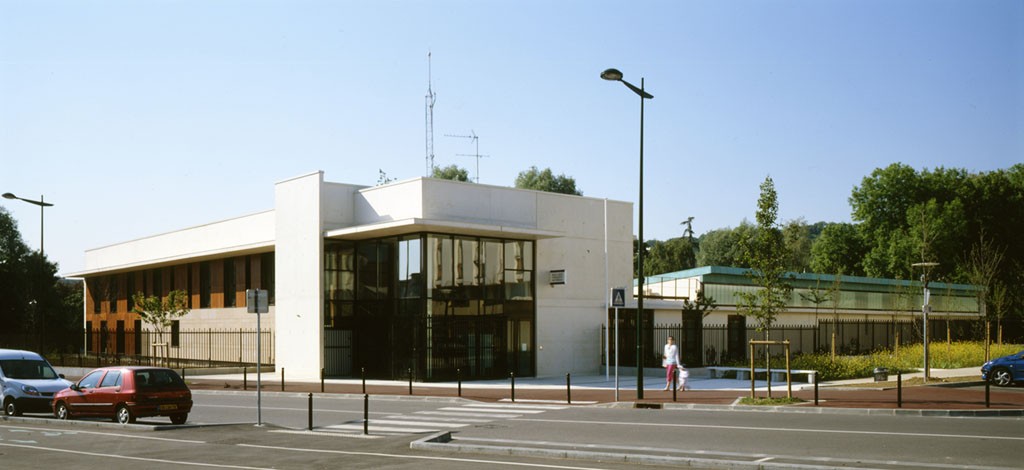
[{"x1": 2, "y1": 390, "x2": 1021, "y2": 469}]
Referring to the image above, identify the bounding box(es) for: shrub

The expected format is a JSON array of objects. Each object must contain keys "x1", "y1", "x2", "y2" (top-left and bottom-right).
[{"x1": 754, "y1": 342, "x2": 1022, "y2": 381}]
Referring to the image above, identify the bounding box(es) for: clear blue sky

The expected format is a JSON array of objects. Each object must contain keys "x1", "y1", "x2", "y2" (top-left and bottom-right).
[{"x1": 2, "y1": 0, "x2": 1021, "y2": 275}]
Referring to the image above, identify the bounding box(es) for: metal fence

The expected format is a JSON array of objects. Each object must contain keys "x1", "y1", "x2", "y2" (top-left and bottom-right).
[
  {"x1": 602, "y1": 318, "x2": 987, "y2": 368},
  {"x1": 0, "y1": 328, "x2": 273, "y2": 369}
]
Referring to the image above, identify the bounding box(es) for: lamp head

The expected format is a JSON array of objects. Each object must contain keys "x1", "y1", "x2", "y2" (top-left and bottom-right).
[
  {"x1": 2, "y1": 193, "x2": 15, "y2": 200},
  {"x1": 600, "y1": 68, "x2": 623, "y2": 81}
]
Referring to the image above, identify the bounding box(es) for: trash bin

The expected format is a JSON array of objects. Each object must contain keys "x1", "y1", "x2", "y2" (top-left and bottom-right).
[{"x1": 873, "y1": 367, "x2": 889, "y2": 382}]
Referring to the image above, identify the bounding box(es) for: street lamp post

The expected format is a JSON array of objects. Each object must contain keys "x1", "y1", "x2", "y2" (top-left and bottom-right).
[
  {"x1": 601, "y1": 68, "x2": 654, "y2": 399},
  {"x1": 4, "y1": 192, "x2": 54, "y2": 352},
  {"x1": 912, "y1": 262, "x2": 938, "y2": 382},
  {"x1": 2, "y1": 193, "x2": 53, "y2": 257}
]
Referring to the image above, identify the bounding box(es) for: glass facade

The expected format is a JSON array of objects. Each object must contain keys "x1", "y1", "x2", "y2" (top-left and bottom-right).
[{"x1": 324, "y1": 234, "x2": 535, "y2": 381}]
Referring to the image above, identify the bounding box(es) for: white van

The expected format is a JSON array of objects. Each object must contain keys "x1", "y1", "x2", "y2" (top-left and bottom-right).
[{"x1": 0, "y1": 349, "x2": 73, "y2": 416}]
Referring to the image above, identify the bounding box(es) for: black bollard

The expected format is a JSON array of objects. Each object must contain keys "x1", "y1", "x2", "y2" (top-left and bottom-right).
[
  {"x1": 307, "y1": 393, "x2": 313, "y2": 431},
  {"x1": 897, "y1": 371, "x2": 902, "y2": 408},
  {"x1": 361, "y1": 367, "x2": 366, "y2": 394},
  {"x1": 281, "y1": 367, "x2": 285, "y2": 392},
  {"x1": 363, "y1": 394, "x2": 369, "y2": 435},
  {"x1": 408, "y1": 368, "x2": 413, "y2": 395},
  {"x1": 510, "y1": 372, "x2": 516, "y2": 402},
  {"x1": 457, "y1": 368, "x2": 462, "y2": 397},
  {"x1": 567, "y1": 373, "x2": 572, "y2": 404},
  {"x1": 814, "y1": 371, "x2": 819, "y2": 406},
  {"x1": 243, "y1": 366, "x2": 248, "y2": 391},
  {"x1": 321, "y1": 368, "x2": 325, "y2": 393},
  {"x1": 985, "y1": 378, "x2": 991, "y2": 408}
]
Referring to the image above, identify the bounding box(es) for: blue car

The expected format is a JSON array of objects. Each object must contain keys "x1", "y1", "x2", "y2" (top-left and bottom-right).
[{"x1": 981, "y1": 350, "x2": 1024, "y2": 386}]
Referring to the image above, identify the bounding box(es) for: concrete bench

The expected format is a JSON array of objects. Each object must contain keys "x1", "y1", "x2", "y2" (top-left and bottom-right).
[{"x1": 707, "y1": 366, "x2": 817, "y2": 384}]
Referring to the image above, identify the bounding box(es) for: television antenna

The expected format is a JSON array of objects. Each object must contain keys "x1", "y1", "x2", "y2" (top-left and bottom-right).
[
  {"x1": 445, "y1": 131, "x2": 489, "y2": 183},
  {"x1": 425, "y1": 51, "x2": 437, "y2": 177}
]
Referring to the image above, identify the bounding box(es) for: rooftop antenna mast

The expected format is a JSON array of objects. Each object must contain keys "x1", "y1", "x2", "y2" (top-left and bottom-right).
[
  {"x1": 446, "y1": 130, "x2": 489, "y2": 183},
  {"x1": 425, "y1": 51, "x2": 437, "y2": 177}
]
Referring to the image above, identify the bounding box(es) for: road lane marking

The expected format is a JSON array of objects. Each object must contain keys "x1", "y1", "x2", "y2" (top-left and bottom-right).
[
  {"x1": 437, "y1": 406, "x2": 548, "y2": 414},
  {"x1": 415, "y1": 410, "x2": 521, "y2": 419},
  {"x1": 0, "y1": 424, "x2": 206, "y2": 444},
  {"x1": 463, "y1": 403, "x2": 568, "y2": 410},
  {"x1": 237, "y1": 442, "x2": 618, "y2": 469},
  {"x1": 386, "y1": 414, "x2": 493, "y2": 423},
  {"x1": 0, "y1": 442, "x2": 270, "y2": 469},
  {"x1": 512, "y1": 418, "x2": 1024, "y2": 441}
]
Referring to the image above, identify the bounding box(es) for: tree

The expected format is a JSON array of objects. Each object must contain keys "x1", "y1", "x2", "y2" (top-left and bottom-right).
[
  {"x1": 736, "y1": 177, "x2": 794, "y2": 377},
  {"x1": 432, "y1": 164, "x2": 470, "y2": 182},
  {"x1": 131, "y1": 290, "x2": 190, "y2": 363},
  {"x1": 961, "y1": 232, "x2": 1004, "y2": 360},
  {"x1": 809, "y1": 223, "x2": 867, "y2": 276},
  {"x1": 644, "y1": 237, "x2": 697, "y2": 276},
  {"x1": 695, "y1": 223, "x2": 755, "y2": 268},
  {"x1": 514, "y1": 166, "x2": 582, "y2": 195},
  {"x1": 782, "y1": 218, "x2": 812, "y2": 272}
]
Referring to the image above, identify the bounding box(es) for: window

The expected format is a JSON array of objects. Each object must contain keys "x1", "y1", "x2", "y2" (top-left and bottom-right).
[
  {"x1": 99, "y1": 370, "x2": 122, "y2": 388},
  {"x1": 224, "y1": 258, "x2": 236, "y2": 307},
  {"x1": 199, "y1": 261, "x2": 211, "y2": 308},
  {"x1": 108, "y1": 275, "x2": 118, "y2": 313},
  {"x1": 91, "y1": 280, "x2": 101, "y2": 313},
  {"x1": 152, "y1": 269, "x2": 163, "y2": 298},
  {"x1": 126, "y1": 274, "x2": 135, "y2": 311},
  {"x1": 260, "y1": 253, "x2": 275, "y2": 305},
  {"x1": 78, "y1": 370, "x2": 104, "y2": 389},
  {"x1": 171, "y1": 320, "x2": 180, "y2": 347}
]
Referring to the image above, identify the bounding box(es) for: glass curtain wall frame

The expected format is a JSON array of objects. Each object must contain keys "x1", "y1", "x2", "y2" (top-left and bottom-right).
[{"x1": 324, "y1": 233, "x2": 536, "y2": 381}]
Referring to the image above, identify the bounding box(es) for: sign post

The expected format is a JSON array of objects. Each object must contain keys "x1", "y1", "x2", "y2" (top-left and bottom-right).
[
  {"x1": 246, "y1": 289, "x2": 269, "y2": 426},
  {"x1": 611, "y1": 287, "x2": 626, "y2": 401}
]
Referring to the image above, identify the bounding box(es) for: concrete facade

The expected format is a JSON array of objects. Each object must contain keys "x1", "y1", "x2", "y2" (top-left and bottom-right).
[{"x1": 75, "y1": 171, "x2": 634, "y2": 380}]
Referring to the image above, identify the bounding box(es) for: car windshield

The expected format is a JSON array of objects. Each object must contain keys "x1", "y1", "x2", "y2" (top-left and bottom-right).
[
  {"x1": 0, "y1": 359, "x2": 59, "y2": 380},
  {"x1": 135, "y1": 369, "x2": 187, "y2": 389}
]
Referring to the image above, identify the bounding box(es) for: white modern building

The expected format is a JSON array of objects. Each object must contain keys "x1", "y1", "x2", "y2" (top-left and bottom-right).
[{"x1": 74, "y1": 171, "x2": 634, "y2": 381}]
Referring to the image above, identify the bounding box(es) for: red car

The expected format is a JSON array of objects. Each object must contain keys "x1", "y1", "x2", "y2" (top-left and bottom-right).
[{"x1": 52, "y1": 366, "x2": 192, "y2": 424}]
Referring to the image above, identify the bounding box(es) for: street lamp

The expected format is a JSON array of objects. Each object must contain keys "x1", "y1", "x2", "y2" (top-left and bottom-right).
[
  {"x1": 3, "y1": 192, "x2": 54, "y2": 257},
  {"x1": 4, "y1": 192, "x2": 54, "y2": 352},
  {"x1": 912, "y1": 262, "x2": 938, "y2": 382},
  {"x1": 601, "y1": 68, "x2": 654, "y2": 399}
]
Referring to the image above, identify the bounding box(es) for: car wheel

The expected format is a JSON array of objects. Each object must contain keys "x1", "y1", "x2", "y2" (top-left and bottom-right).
[
  {"x1": 54, "y1": 402, "x2": 72, "y2": 420},
  {"x1": 170, "y1": 413, "x2": 187, "y2": 425},
  {"x1": 991, "y1": 368, "x2": 1013, "y2": 387},
  {"x1": 115, "y1": 405, "x2": 135, "y2": 424},
  {"x1": 3, "y1": 397, "x2": 21, "y2": 416}
]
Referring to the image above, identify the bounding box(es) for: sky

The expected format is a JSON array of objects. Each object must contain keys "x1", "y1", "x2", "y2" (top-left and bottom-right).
[{"x1": 1, "y1": 0, "x2": 1021, "y2": 276}]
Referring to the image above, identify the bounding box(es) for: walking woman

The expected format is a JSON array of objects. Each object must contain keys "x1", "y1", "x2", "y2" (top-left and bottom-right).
[{"x1": 662, "y1": 336, "x2": 681, "y2": 391}]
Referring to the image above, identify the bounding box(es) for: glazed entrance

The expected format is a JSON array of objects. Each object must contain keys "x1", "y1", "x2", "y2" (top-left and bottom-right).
[{"x1": 323, "y1": 235, "x2": 535, "y2": 381}]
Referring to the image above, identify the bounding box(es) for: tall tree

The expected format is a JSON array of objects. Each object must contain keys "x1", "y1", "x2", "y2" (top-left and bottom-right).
[
  {"x1": 695, "y1": 223, "x2": 755, "y2": 268},
  {"x1": 644, "y1": 237, "x2": 697, "y2": 276},
  {"x1": 432, "y1": 164, "x2": 471, "y2": 182},
  {"x1": 737, "y1": 176, "x2": 794, "y2": 349},
  {"x1": 514, "y1": 166, "x2": 582, "y2": 195},
  {"x1": 809, "y1": 222, "x2": 867, "y2": 276},
  {"x1": 781, "y1": 218, "x2": 813, "y2": 272},
  {"x1": 961, "y1": 232, "x2": 1004, "y2": 359}
]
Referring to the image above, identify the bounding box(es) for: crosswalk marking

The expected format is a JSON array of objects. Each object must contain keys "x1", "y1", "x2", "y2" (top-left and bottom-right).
[
  {"x1": 316, "y1": 403, "x2": 568, "y2": 437},
  {"x1": 435, "y1": 406, "x2": 550, "y2": 414}
]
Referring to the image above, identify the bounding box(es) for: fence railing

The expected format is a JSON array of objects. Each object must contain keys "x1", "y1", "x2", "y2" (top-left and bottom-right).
[
  {"x1": 0, "y1": 328, "x2": 273, "y2": 369},
  {"x1": 602, "y1": 318, "x2": 989, "y2": 368}
]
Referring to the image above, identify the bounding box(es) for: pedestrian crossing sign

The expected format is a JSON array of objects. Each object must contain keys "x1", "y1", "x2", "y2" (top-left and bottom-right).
[{"x1": 611, "y1": 288, "x2": 626, "y2": 307}]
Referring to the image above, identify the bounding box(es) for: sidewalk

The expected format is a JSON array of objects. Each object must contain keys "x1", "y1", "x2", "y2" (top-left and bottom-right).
[{"x1": 183, "y1": 367, "x2": 1024, "y2": 415}]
